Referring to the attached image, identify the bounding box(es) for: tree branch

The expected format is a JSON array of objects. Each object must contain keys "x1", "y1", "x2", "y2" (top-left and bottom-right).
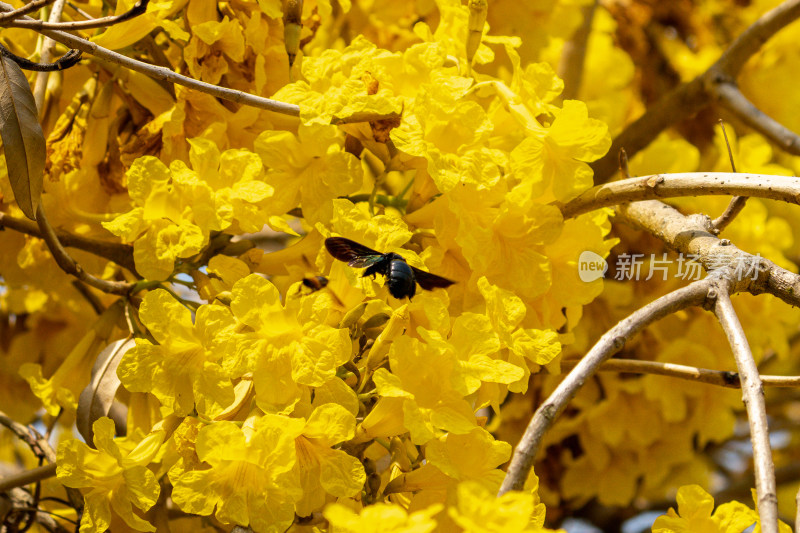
[
  {"x1": 498, "y1": 279, "x2": 713, "y2": 495},
  {"x1": 715, "y1": 82, "x2": 800, "y2": 155},
  {"x1": 5, "y1": 0, "x2": 148, "y2": 30},
  {"x1": 0, "y1": 463, "x2": 57, "y2": 493},
  {"x1": 0, "y1": 0, "x2": 400, "y2": 124},
  {"x1": 35, "y1": 205, "x2": 134, "y2": 295},
  {"x1": 0, "y1": 212, "x2": 136, "y2": 273},
  {"x1": 711, "y1": 278, "x2": 777, "y2": 533},
  {"x1": 0, "y1": 410, "x2": 54, "y2": 463},
  {"x1": 591, "y1": 0, "x2": 800, "y2": 183},
  {"x1": 557, "y1": 0, "x2": 596, "y2": 101},
  {"x1": 559, "y1": 172, "x2": 800, "y2": 220},
  {"x1": 615, "y1": 200, "x2": 800, "y2": 307},
  {"x1": 0, "y1": 42, "x2": 81, "y2": 71},
  {"x1": 0, "y1": 0, "x2": 53, "y2": 22},
  {"x1": 561, "y1": 358, "x2": 800, "y2": 388}
]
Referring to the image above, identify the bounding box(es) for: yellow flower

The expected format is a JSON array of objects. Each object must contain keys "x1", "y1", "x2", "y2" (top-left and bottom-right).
[
  {"x1": 254, "y1": 124, "x2": 362, "y2": 225},
  {"x1": 230, "y1": 274, "x2": 351, "y2": 414},
  {"x1": 171, "y1": 415, "x2": 304, "y2": 532},
  {"x1": 652, "y1": 485, "x2": 765, "y2": 533},
  {"x1": 425, "y1": 427, "x2": 510, "y2": 492},
  {"x1": 448, "y1": 481, "x2": 553, "y2": 533},
  {"x1": 292, "y1": 403, "x2": 367, "y2": 516},
  {"x1": 373, "y1": 335, "x2": 478, "y2": 445},
  {"x1": 324, "y1": 502, "x2": 442, "y2": 533},
  {"x1": 117, "y1": 290, "x2": 238, "y2": 418},
  {"x1": 57, "y1": 417, "x2": 165, "y2": 533}
]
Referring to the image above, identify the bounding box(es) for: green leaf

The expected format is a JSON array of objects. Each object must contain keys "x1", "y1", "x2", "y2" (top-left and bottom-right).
[{"x1": 0, "y1": 55, "x2": 45, "y2": 220}]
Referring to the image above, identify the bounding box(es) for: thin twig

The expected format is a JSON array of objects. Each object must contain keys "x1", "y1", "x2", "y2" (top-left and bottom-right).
[
  {"x1": 711, "y1": 278, "x2": 778, "y2": 533},
  {"x1": 7, "y1": 0, "x2": 148, "y2": 30},
  {"x1": 498, "y1": 279, "x2": 713, "y2": 494},
  {"x1": 561, "y1": 358, "x2": 800, "y2": 388},
  {"x1": 711, "y1": 121, "x2": 746, "y2": 232},
  {"x1": 35, "y1": 205, "x2": 134, "y2": 295},
  {"x1": 591, "y1": 0, "x2": 800, "y2": 183},
  {"x1": 0, "y1": 0, "x2": 53, "y2": 22},
  {"x1": 618, "y1": 147, "x2": 630, "y2": 179},
  {"x1": 0, "y1": 212, "x2": 136, "y2": 273},
  {"x1": 559, "y1": 172, "x2": 800, "y2": 220},
  {"x1": 0, "y1": 43, "x2": 81, "y2": 71}
]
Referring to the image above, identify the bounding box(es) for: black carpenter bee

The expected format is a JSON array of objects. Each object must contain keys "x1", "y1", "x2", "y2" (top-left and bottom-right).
[{"x1": 325, "y1": 237, "x2": 455, "y2": 300}]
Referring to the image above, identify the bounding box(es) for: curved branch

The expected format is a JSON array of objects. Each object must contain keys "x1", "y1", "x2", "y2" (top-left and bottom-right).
[
  {"x1": 6, "y1": 0, "x2": 148, "y2": 30},
  {"x1": 716, "y1": 82, "x2": 800, "y2": 155},
  {"x1": 35, "y1": 205, "x2": 134, "y2": 295},
  {"x1": 559, "y1": 172, "x2": 800, "y2": 219},
  {"x1": 714, "y1": 0, "x2": 800, "y2": 77},
  {"x1": 0, "y1": 0, "x2": 400, "y2": 125},
  {"x1": 0, "y1": 0, "x2": 298, "y2": 115},
  {"x1": 0, "y1": 0, "x2": 53, "y2": 22},
  {"x1": 561, "y1": 358, "x2": 800, "y2": 388},
  {"x1": 591, "y1": 0, "x2": 800, "y2": 183},
  {"x1": 0, "y1": 43, "x2": 81, "y2": 71},
  {"x1": 0, "y1": 212, "x2": 136, "y2": 273},
  {"x1": 498, "y1": 279, "x2": 713, "y2": 494},
  {"x1": 711, "y1": 279, "x2": 777, "y2": 533}
]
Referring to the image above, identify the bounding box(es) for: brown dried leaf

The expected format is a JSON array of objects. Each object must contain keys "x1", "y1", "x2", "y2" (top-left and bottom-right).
[
  {"x1": 77, "y1": 337, "x2": 135, "y2": 445},
  {"x1": 0, "y1": 55, "x2": 45, "y2": 220}
]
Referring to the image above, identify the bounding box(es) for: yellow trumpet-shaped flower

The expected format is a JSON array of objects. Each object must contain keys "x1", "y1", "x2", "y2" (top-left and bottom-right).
[
  {"x1": 117, "y1": 290, "x2": 239, "y2": 418},
  {"x1": 57, "y1": 417, "x2": 165, "y2": 533},
  {"x1": 170, "y1": 415, "x2": 304, "y2": 533}
]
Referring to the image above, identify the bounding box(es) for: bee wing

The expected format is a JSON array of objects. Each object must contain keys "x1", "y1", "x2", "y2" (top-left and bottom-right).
[
  {"x1": 410, "y1": 267, "x2": 456, "y2": 291},
  {"x1": 325, "y1": 237, "x2": 384, "y2": 267}
]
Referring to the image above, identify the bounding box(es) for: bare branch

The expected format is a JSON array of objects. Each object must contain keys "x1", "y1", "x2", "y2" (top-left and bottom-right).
[
  {"x1": 559, "y1": 172, "x2": 800, "y2": 220},
  {"x1": 716, "y1": 82, "x2": 800, "y2": 155},
  {"x1": 711, "y1": 278, "x2": 777, "y2": 533},
  {"x1": 0, "y1": 0, "x2": 53, "y2": 22},
  {"x1": 557, "y1": 0, "x2": 596, "y2": 101},
  {"x1": 6, "y1": 0, "x2": 148, "y2": 30},
  {"x1": 35, "y1": 205, "x2": 134, "y2": 295},
  {"x1": 714, "y1": 0, "x2": 800, "y2": 77},
  {"x1": 0, "y1": 410, "x2": 54, "y2": 462},
  {"x1": 616, "y1": 200, "x2": 800, "y2": 307},
  {"x1": 561, "y1": 358, "x2": 800, "y2": 388},
  {"x1": 591, "y1": 0, "x2": 800, "y2": 183},
  {"x1": 0, "y1": 211, "x2": 136, "y2": 273},
  {"x1": 0, "y1": 463, "x2": 57, "y2": 492},
  {"x1": 0, "y1": 0, "x2": 298, "y2": 116},
  {"x1": 0, "y1": 43, "x2": 81, "y2": 71},
  {"x1": 590, "y1": 77, "x2": 707, "y2": 183},
  {"x1": 498, "y1": 279, "x2": 713, "y2": 495}
]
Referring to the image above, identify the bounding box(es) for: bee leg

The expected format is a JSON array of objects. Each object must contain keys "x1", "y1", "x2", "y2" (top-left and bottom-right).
[{"x1": 362, "y1": 263, "x2": 384, "y2": 279}]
